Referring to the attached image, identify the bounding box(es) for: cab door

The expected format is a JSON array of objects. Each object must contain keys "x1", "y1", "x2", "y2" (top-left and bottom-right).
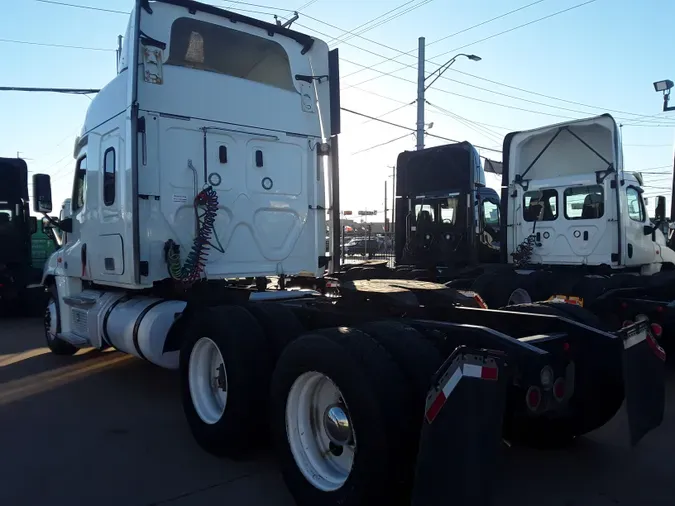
[{"x1": 624, "y1": 185, "x2": 655, "y2": 267}]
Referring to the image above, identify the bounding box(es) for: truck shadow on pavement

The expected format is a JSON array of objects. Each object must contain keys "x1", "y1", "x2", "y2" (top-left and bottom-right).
[{"x1": 1, "y1": 317, "x2": 674, "y2": 506}]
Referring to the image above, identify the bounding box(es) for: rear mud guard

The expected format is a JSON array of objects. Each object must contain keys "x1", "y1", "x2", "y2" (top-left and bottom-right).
[
  {"x1": 621, "y1": 320, "x2": 666, "y2": 445},
  {"x1": 411, "y1": 346, "x2": 508, "y2": 506}
]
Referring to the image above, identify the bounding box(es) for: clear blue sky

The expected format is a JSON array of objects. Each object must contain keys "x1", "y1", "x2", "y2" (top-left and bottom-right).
[{"x1": 2, "y1": 0, "x2": 675, "y2": 214}]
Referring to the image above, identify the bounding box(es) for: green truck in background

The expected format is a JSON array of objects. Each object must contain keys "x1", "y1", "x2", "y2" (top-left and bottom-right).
[{"x1": 31, "y1": 221, "x2": 57, "y2": 270}]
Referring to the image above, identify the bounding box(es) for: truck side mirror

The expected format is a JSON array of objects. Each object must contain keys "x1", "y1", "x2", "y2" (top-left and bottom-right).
[
  {"x1": 644, "y1": 224, "x2": 655, "y2": 236},
  {"x1": 32, "y1": 174, "x2": 53, "y2": 213},
  {"x1": 655, "y1": 195, "x2": 666, "y2": 221},
  {"x1": 29, "y1": 216, "x2": 37, "y2": 235}
]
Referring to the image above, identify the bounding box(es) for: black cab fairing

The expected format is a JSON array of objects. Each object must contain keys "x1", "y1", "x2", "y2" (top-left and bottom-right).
[{"x1": 394, "y1": 142, "x2": 500, "y2": 270}]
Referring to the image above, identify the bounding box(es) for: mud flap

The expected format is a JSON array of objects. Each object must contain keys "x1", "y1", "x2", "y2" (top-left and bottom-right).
[
  {"x1": 411, "y1": 347, "x2": 508, "y2": 506},
  {"x1": 621, "y1": 320, "x2": 666, "y2": 445}
]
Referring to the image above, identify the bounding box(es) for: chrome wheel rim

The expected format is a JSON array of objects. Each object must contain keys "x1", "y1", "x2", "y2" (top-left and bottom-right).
[
  {"x1": 508, "y1": 288, "x2": 532, "y2": 305},
  {"x1": 188, "y1": 337, "x2": 228, "y2": 425},
  {"x1": 44, "y1": 298, "x2": 58, "y2": 341},
  {"x1": 286, "y1": 371, "x2": 355, "y2": 491}
]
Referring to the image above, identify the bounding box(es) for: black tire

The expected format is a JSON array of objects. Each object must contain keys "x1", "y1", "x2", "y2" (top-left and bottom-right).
[
  {"x1": 356, "y1": 320, "x2": 443, "y2": 405},
  {"x1": 471, "y1": 272, "x2": 534, "y2": 309},
  {"x1": 180, "y1": 305, "x2": 272, "y2": 458},
  {"x1": 246, "y1": 302, "x2": 305, "y2": 359},
  {"x1": 605, "y1": 272, "x2": 644, "y2": 290},
  {"x1": 271, "y1": 328, "x2": 413, "y2": 506},
  {"x1": 568, "y1": 275, "x2": 608, "y2": 305},
  {"x1": 44, "y1": 285, "x2": 77, "y2": 356}
]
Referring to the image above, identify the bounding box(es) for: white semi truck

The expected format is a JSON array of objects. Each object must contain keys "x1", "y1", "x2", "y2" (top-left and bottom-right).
[
  {"x1": 31, "y1": 2, "x2": 666, "y2": 505},
  {"x1": 388, "y1": 116, "x2": 675, "y2": 347}
]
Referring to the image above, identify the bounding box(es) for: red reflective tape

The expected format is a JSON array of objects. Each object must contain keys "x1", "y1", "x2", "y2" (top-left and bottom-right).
[
  {"x1": 647, "y1": 335, "x2": 667, "y2": 362},
  {"x1": 481, "y1": 366, "x2": 498, "y2": 380},
  {"x1": 425, "y1": 391, "x2": 446, "y2": 424}
]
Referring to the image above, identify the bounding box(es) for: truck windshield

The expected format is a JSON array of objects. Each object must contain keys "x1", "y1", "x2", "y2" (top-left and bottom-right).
[{"x1": 166, "y1": 17, "x2": 295, "y2": 92}]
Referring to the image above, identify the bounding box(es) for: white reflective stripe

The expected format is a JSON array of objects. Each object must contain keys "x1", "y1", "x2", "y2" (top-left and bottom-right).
[
  {"x1": 441, "y1": 366, "x2": 463, "y2": 398},
  {"x1": 462, "y1": 363, "x2": 483, "y2": 378},
  {"x1": 624, "y1": 329, "x2": 647, "y2": 349}
]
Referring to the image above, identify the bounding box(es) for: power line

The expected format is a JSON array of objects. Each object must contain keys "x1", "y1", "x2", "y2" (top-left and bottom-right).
[
  {"x1": 341, "y1": 56, "x2": 578, "y2": 120},
  {"x1": 359, "y1": 102, "x2": 416, "y2": 125},
  {"x1": 31, "y1": 0, "x2": 670, "y2": 127},
  {"x1": 446, "y1": 67, "x2": 675, "y2": 122},
  {"x1": 340, "y1": 107, "x2": 502, "y2": 153},
  {"x1": 427, "y1": 101, "x2": 503, "y2": 144},
  {"x1": 350, "y1": 133, "x2": 413, "y2": 155},
  {"x1": 429, "y1": 0, "x2": 598, "y2": 60},
  {"x1": 327, "y1": 0, "x2": 426, "y2": 46},
  {"x1": 340, "y1": 0, "x2": 549, "y2": 80},
  {"x1": 0, "y1": 86, "x2": 100, "y2": 94},
  {"x1": 33, "y1": 0, "x2": 127, "y2": 15},
  {"x1": 341, "y1": 55, "x2": 675, "y2": 126},
  {"x1": 0, "y1": 37, "x2": 114, "y2": 51},
  {"x1": 27, "y1": 0, "x2": 669, "y2": 127},
  {"x1": 335, "y1": 1, "x2": 666, "y2": 125},
  {"x1": 296, "y1": 0, "x2": 319, "y2": 11},
  {"x1": 341, "y1": 0, "x2": 437, "y2": 44},
  {"x1": 345, "y1": 0, "x2": 599, "y2": 91},
  {"x1": 215, "y1": 0, "x2": 294, "y2": 12}
]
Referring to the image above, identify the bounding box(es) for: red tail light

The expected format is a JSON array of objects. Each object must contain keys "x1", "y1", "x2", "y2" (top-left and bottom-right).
[
  {"x1": 526, "y1": 386, "x2": 541, "y2": 412},
  {"x1": 553, "y1": 378, "x2": 566, "y2": 401},
  {"x1": 651, "y1": 323, "x2": 663, "y2": 338}
]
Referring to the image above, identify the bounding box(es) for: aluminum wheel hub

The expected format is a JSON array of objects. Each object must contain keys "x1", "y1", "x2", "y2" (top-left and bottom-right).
[{"x1": 323, "y1": 404, "x2": 352, "y2": 445}]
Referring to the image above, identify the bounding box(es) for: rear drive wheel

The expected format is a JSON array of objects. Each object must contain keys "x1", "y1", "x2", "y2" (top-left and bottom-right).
[
  {"x1": 271, "y1": 328, "x2": 413, "y2": 506},
  {"x1": 180, "y1": 305, "x2": 272, "y2": 458},
  {"x1": 246, "y1": 302, "x2": 305, "y2": 359},
  {"x1": 471, "y1": 272, "x2": 534, "y2": 308},
  {"x1": 44, "y1": 285, "x2": 77, "y2": 356}
]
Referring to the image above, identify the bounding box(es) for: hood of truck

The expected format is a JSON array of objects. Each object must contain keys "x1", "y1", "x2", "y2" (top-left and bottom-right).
[{"x1": 501, "y1": 114, "x2": 621, "y2": 187}]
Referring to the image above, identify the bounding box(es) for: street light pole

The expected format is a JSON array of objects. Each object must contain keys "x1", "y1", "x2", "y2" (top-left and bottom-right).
[
  {"x1": 416, "y1": 47, "x2": 481, "y2": 151},
  {"x1": 416, "y1": 37, "x2": 426, "y2": 151}
]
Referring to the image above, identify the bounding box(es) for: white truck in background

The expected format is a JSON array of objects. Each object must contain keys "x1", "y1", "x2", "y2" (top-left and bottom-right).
[{"x1": 30, "y1": 2, "x2": 666, "y2": 506}]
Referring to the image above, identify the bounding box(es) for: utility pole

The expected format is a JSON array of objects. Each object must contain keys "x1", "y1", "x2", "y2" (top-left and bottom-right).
[
  {"x1": 384, "y1": 180, "x2": 388, "y2": 233},
  {"x1": 388, "y1": 165, "x2": 396, "y2": 237},
  {"x1": 416, "y1": 47, "x2": 481, "y2": 151},
  {"x1": 416, "y1": 37, "x2": 425, "y2": 151}
]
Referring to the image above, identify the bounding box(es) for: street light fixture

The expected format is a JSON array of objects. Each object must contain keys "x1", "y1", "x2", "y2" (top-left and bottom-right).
[
  {"x1": 424, "y1": 53, "x2": 482, "y2": 91},
  {"x1": 653, "y1": 79, "x2": 675, "y2": 112},
  {"x1": 653, "y1": 80, "x2": 673, "y2": 92},
  {"x1": 415, "y1": 43, "x2": 482, "y2": 151}
]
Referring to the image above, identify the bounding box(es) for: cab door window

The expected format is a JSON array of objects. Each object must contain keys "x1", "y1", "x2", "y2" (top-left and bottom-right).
[
  {"x1": 626, "y1": 187, "x2": 646, "y2": 222},
  {"x1": 482, "y1": 200, "x2": 500, "y2": 228},
  {"x1": 72, "y1": 156, "x2": 87, "y2": 212}
]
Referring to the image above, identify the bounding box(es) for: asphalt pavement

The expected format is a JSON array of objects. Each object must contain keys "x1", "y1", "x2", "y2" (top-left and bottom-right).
[{"x1": 1, "y1": 316, "x2": 674, "y2": 506}]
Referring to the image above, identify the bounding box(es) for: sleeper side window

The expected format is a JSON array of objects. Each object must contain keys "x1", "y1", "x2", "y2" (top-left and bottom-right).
[
  {"x1": 103, "y1": 148, "x2": 115, "y2": 206},
  {"x1": 72, "y1": 156, "x2": 87, "y2": 212}
]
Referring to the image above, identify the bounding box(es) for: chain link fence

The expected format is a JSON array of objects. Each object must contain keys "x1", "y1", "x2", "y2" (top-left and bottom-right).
[{"x1": 339, "y1": 226, "x2": 395, "y2": 268}]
